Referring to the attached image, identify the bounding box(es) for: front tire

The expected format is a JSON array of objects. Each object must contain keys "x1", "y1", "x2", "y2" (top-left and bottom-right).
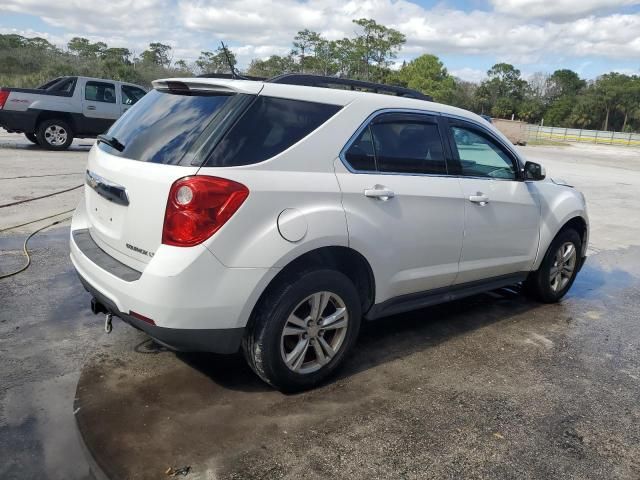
[
  {"x1": 36, "y1": 119, "x2": 73, "y2": 150},
  {"x1": 525, "y1": 228, "x2": 582, "y2": 303},
  {"x1": 243, "y1": 269, "x2": 362, "y2": 392}
]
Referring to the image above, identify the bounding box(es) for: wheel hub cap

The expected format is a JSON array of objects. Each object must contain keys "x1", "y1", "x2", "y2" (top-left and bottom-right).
[
  {"x1": 280, "y1": 291, "x2": 349, "y2": 374},
  {"x1": 550, "y1": 242, "x2": 577, "y2": 292},
  {"x1": 44, "y1": 125, "x2": 67, "y2": 146}
]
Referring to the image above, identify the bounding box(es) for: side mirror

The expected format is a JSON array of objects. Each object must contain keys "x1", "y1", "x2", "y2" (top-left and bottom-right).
[{"x1": 524, "y1": 161, "x2": 546, "y2": 181}]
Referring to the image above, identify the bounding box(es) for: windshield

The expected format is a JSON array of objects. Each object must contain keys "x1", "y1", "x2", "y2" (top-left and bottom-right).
[{"x1": 98, "y1": 89, "x2": 241, "y2": 165}]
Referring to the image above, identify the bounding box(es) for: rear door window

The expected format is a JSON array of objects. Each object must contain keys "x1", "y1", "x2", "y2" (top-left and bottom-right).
[
  {"x1": 85, "y1": 81, "x2": 116, "y2": 104},
  {"x1": 343, "y1": 113, "x2": 448, "y2": 175},
  {"x1": 98, "y1": 89, "x2": 239, "y2": 164},
  {"x1": 204, "y1": 97, "x2": 341, "y2": 167}
]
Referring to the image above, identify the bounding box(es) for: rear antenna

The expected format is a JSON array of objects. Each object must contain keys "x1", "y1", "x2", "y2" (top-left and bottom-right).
[{"x1": 220, "y1": 41, "x2": 240, "y2": 79}]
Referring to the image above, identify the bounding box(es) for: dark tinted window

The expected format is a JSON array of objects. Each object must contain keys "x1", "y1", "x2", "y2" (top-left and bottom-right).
[
  {"x1": 121, "y1": 85, "x2": 146, "y2": 106},
  {"x1": 344, "y1": 127, "x2": 376, "y2": 171},
  {"x1": 39, "y1": 77, "x2": 76, "y2": 96},
  {"x1": 85, "y1": 81, "x2": 116, "y2": 103},
  {"x1": 372, "y1": 121, "x2": 446, "y2": 174},
  {"x1": 205, "y1": 97, "x2": 341, "y2": 167},
  {"x1": 98, "y1": 89, "x2": 236, "y2": 164},
  {"x1": 343, "y1": 116, "x2": 447, "y2": 175},
  {"x1": 451, "y1": 126, "x2": 516, "y2": 179}
]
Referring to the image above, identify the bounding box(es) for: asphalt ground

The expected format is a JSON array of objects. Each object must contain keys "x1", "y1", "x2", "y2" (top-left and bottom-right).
[{"x1": 1, "y1": 131, "x2": 639, "y2": 479}]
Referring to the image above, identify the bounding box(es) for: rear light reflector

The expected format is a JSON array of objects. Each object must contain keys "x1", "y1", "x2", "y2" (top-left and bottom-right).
[
  {"x1": 0, "y1": 90, "x2": 9, "y2": 109},
  {"x1": 162, "y1": 176, "x2": 249, "y2": 247},
  {"x1": 129, "y1": 310, "x2": 156, "y2": 326}
]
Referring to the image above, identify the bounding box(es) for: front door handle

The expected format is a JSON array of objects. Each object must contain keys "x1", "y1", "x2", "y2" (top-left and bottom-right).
[
  {"x1": 364, "y1": 185, "x2": 395, "y2": 201},
  {"x1": 469, "y1": 194, "x2": 489, "y2": 206},
  {"x1": 87, "y1": 105, "x2": 96, "y2": 111}
]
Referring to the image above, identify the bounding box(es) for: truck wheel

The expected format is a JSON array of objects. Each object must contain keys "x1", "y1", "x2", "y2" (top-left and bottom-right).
[
  {"x1": 25, "y1": 133, "x2": 39, "y2": 145},
  {"x1": 524, "y1": 228, "x2": 582, "y2": 303},
  {"x1": 243, "y1": 269, "x2": 361, "y2": 392},
  {"x1": 36, "y1": 119, "x2": 73, "y2": 150}
]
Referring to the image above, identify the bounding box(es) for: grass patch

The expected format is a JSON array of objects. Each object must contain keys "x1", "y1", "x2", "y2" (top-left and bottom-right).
[{"x1": 524, "y1": 139, "x2": 571, "y2": 147}]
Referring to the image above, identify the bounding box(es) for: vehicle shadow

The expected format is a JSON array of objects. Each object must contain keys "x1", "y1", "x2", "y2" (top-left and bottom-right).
[
  {"x1": 174, "y1": 254, "x2": 638, "y2": 394},
  {"x1": 176, "y1": 285, "x2": 541, "y2": 394},
  {"x1": 0, "y1": 141, "x2": 93, "y2": 151}
]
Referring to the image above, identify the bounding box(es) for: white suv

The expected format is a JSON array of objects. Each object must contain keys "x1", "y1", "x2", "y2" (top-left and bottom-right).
[{"x1": 70, "y1": 75, "x2": 588, "y2": 391}]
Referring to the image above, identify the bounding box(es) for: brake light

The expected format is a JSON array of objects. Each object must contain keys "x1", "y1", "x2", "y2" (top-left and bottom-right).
[
  {"x1": 162, "y1": 176, "x2": 249, "y2": 247},
  {"x1": 0, "y1": 90, "x2": 9, "y2": 109}
]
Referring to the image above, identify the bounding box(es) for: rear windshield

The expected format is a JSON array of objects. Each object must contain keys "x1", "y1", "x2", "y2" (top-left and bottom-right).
[
  {"x1": 98, "y1": 89, "x2": 341, "y2": 166},
  {"x1": 98, "y1": 89, "x2": 236, "y2": 165}
]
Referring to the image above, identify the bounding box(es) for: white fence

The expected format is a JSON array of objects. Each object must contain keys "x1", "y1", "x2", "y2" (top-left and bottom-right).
[{"x1": 526, "y1": 125, "x2": 640, "y2": 147}]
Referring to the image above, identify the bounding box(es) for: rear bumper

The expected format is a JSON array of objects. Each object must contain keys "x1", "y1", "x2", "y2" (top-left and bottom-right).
[
  {"x1": 77, "y1": 273, "x2": 244, "y2": 353},
  {"x1": 69, "y1": 202, "x2": 278, "y2": 353},
  {"x1": 0, "y1": 109, "x2": 38, "y2": 133}
]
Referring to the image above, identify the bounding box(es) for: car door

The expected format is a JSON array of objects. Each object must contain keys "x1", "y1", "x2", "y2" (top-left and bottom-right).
[
  {"x1": 82, "y1": 80, "x2": 121, "y2": 134},
  {"x1": 120, "y1": 84, "x2": 147, "y2": 115},
  {"x1": 444, "y1": 117, "x2": 540, "y2": 284},
  {"x1": 334, "y1": 111, "x2": 465, "y2": 304}
]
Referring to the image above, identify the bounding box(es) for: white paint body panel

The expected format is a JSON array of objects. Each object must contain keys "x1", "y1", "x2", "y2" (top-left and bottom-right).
[
  {"x1": 456, "y1": 178, "x2": 540, "y2": 283},
  {"x1": 70, "y1": 77, "x2": 588, "y2": 334},
  {"x1": 334, "y1": 158, "x2": 465, "y2": 303}
]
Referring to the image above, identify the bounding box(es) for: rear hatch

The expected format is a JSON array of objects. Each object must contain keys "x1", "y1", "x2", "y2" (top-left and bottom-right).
[{"x1": 84, "y1": 80, "x2": 262, "y2": 269}]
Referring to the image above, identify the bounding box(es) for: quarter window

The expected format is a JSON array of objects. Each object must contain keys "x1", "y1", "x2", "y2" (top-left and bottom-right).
[
  {"x1": 344, "y1": 127, "x2": 376, "y2": 171},
  {"x1": 85, "y1": 81, "x2": 116, "y2": 104},
  {"x1": 344, "y1": 115, "x2": 447, "y2": 175},
  {"x1": 205, "y1": 97, "x2": 341, "y2": 167},
  {"x1": 451, "y1": 126, "x2": 516, "y2": 180}
]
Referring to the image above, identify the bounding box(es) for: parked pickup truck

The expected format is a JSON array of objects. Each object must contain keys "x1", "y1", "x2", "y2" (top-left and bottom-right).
[{"x1": 0, "y1": 76, "x2": 147, "y2": 150}]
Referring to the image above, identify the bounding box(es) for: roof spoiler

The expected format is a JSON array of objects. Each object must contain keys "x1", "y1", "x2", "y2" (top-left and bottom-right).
[{"x1": 152, "y1": 79, "x2": 263, "y2": 95}]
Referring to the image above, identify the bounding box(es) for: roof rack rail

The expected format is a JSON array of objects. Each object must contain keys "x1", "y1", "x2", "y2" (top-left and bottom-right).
[{"x1": 267, "y1": 74, "x2": 432, "y2": 101}]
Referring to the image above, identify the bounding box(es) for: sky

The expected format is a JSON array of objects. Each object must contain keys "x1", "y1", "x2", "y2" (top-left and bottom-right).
[{"x1": 1, "y1": 0, "x2": 640, "y2": 82}]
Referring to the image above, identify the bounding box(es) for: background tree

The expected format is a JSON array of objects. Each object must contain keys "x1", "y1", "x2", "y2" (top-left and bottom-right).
[
  {"x1": 140, "y1": 42, "x2": 172, "y2": 67},
  {"x1": 547, "y1": 69, "x2": 586, "y2": 100},
  {"x1": 393, "y1": 54, "x2": 455, "y2": 102},
  {"x1": 196, "y1": 47, "x2": 237, "y2": 74},
  {"x1": 247, "y1": 54, "x2": 298, "y2": 77},
  {"x1": 292, "y1": 29, "x2": 321, "y2": 73},
  {"x1": 2, "y1": 27, "x2": 640, "y2": 133},
  {"x1": 352, "y1": 18, "x2": 405, "y2": 81}
]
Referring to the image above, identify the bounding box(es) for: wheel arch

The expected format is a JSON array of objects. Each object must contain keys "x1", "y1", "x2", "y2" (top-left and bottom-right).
[
  {"x1": 245, "y1": 246, "x2": 376, "y2": 331},
  {"x1": 534, "y1": 213, "x2": 588, "y2": 270},
  {"x1": 35, "y1": 110, "x2": 76, "y2": 132}
]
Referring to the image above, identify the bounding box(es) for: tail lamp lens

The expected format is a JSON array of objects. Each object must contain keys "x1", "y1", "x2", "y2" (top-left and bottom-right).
[
  {"x1": 0, "y1": 90, "x2": 9, "y2": 109},
  {"x1": 162, "y1": 176, "x2": 249, "y2": 247}
]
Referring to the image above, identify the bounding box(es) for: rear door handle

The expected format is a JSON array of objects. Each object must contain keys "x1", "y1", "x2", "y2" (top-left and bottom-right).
[
  {"x1": 469, "y1": 194, "x2": 489, "y2": 206},
  {"x1": 364, "y1": 186, "x2": 395, "y2": 201},
  {"x1": 87, "y1": 106, "x2": 96, "y2": 110}
]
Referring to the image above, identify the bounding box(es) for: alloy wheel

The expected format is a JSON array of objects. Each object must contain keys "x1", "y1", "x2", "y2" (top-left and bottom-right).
[
  {"x1": 549, "y1": 241, "x2": 577, "y2": 292},
  {"x1": 280, "y1": 291, "x2": 349, "y2": 374},
  {"x1": 44, "y1": 124, "x2": 68, "y2": 146}
]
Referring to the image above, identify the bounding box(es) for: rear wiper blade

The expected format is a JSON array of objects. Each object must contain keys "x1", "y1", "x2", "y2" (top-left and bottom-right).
[{"x1": 97, "y1": 134, "x2": 125, "y2": 152}]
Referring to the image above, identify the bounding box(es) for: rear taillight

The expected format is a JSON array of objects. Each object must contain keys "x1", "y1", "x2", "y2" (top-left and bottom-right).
[
  {"x1": 0, "y1": 90, "x2": 9, "y2": 109},
  {"x1": 162, "y1": 176, "x2": 249, "y2": 247}
]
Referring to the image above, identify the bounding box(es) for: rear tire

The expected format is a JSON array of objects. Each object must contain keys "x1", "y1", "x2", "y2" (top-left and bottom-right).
[
  {"x1": 36, "y1": 119, "x2": 73, "y2": 150},
  {"x1": 243, "y1": 269, "x2": 361, "y2": 392},
  {"x1": 24, "y1": 133, "x2": 39, "y2": 145},
  {"x1": 525, "y1": 228, "x2": 582, "y2": 303}
]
